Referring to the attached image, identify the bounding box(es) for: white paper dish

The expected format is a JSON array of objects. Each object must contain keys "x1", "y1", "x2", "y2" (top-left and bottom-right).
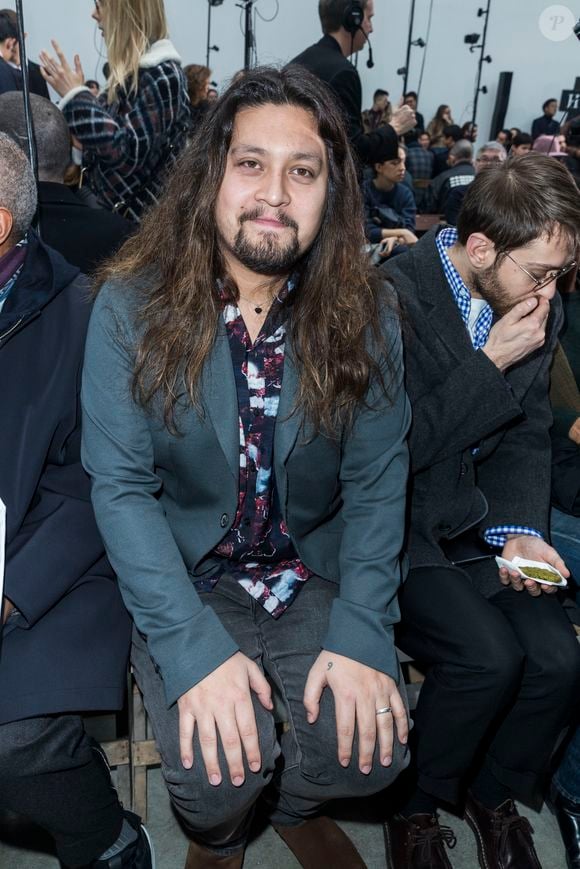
[{"x1": 495, "y1": 556, "x2": 567, "y2": 588}]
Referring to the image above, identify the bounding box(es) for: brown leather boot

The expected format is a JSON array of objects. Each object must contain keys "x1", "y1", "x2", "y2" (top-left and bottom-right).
[
  {"x1": 273, "y1": 816, "x2": 366, "y2": 868},
  {"x1": 184, "y1": 838, "x2": 244, "y2": 868},
  {"x1": 464, "y1": 791, "x2": 542, "y2": 869},
  {"x1": 383, "y1": 813, "x2": 457, "y2": 868}
]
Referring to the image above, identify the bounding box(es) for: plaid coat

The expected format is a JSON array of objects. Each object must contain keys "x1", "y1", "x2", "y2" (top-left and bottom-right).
[{"x1": 61, "y1": 40, "x2": 191, "y2": 221}]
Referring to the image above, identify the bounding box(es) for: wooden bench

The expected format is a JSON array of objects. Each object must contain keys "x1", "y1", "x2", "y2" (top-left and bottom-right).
[{"x1": 101, "y1": 671, "x2": 161, "y2": 823}]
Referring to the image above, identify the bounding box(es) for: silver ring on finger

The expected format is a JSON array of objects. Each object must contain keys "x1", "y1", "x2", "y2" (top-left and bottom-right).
[{"x1": 375, "y1": 706, "x2": 392, "y2": 716}]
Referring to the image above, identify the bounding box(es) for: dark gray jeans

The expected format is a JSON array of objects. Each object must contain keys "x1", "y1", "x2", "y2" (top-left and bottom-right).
[{"x1": 131, "y1": 573, "x2": 409, "y2": 853}]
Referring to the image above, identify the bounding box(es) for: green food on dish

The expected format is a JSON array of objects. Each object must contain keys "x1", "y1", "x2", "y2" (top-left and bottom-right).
[{"x1": 520, "y1": 567, "x2": 560, "y2": 582}]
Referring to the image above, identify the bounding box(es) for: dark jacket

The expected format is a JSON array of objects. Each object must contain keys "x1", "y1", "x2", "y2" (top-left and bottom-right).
[
  {"x1": 362, "y1": 179, "x2": 416, "y2": 243},
  {"x1": 37, "y1": 182, "x2": 135, "y2": 274},
  {"x1": 425, "y1": 161, "x2": 475, "y2": 214},
  {"x1": 382, "y1": 227, "x2": 561, "y2": 571},
  {"x1": 0, "y1": 233, "x2": 131, "y2": 724},
  {"x1": 0, "y1": 58, "x2": 49, "y2": 98},
  {"x1": 290, "y1": 35, "x2": 398, "y2": 166},
  {"x1": 532, "y1": 115, "x2": 560, "y2": 140}
]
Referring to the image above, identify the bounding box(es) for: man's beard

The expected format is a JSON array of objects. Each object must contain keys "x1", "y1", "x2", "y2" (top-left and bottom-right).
[
  {"x1": 230, "y1": 208, "x2": 301, "y2": 275},
  {"x1": 471, "y1": 264, "x2": 515, "y2": 317}
]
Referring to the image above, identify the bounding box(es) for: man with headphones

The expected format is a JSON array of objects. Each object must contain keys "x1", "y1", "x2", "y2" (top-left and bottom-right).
[{"x1": 290, "y1": 0, "x2": 415, "y2": 166}]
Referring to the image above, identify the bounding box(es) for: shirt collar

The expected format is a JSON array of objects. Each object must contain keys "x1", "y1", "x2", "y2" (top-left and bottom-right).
[
  {"x1": 435, "y1": 226, "x2": 494, "y2": 349},
  {"x1": 0, "y1": 236, "x2": 28, "y2": 310}
]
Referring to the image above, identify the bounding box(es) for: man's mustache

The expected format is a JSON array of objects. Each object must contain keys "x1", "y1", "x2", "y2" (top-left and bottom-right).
[{"x1": 239, "y1": 208, "x2": 299, "y2": 232}]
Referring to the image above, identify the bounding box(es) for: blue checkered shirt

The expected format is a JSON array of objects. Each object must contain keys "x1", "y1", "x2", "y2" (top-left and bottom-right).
[
  {"x1": 435, "y1": 227, "x2": 542, "y2": 548},
  {"x1": 435, "y1": 227, "x2": 493, "y2": 350}
]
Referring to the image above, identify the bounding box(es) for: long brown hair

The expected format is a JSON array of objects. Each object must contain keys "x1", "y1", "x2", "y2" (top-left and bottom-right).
[
  {"x1": 183, "y1": 64, "x2": 211, "y2": 107},
  {"x1": 96, "y1": 66, "x2": 396, "y2": 434}
]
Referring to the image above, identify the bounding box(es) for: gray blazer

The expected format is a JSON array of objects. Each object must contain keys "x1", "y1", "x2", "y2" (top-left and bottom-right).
[
  {"x1": 382, "y1": 228, "x2": 562, "y2": 571},
  {"x1": 81, "y1": 280, "x2": 411, "y2": 706}
]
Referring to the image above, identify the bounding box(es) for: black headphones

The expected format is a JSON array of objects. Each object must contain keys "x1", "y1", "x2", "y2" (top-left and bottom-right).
[{"x1": 342, "y1": 1, "x2": 364, "y2": 34}]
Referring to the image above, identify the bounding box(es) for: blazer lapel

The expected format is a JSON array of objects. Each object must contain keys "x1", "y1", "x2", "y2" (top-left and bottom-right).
[
  {"x1": 202, "y1": 320, "x2": 239, "y2": 479},
  {"x1": 275, "y1": 337, "x2": 301, "y2": 466},
  {"x1": 413, "y1": 235, "x2": 476, "y2": 362}
]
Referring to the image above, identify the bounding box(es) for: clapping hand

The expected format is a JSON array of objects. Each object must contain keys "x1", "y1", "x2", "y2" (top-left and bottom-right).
[{"x1": 39, "y1": 40, "x2": 85, "y2": 98}]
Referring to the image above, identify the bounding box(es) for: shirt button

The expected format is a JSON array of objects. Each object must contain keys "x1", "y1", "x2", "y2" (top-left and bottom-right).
[
  {"x1": 220, "y1": 513, "x2": 229, "y2": 528},
  {"x1": 460, "y1": 462, "x2": 467, "y2": 477}
]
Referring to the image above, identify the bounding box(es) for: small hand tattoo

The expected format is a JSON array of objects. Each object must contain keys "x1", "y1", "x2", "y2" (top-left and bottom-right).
[{"x1": 327, "y1": 661, "x2": 334, "y2": 671}]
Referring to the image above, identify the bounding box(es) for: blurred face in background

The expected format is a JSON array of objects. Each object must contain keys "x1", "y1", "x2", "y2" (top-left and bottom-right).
[
  {"x1": 475, "y1": 148, "x2": 506, "y2": 172},
  {"x1": 351, "y1": 0, "x2": 374, "y2": 53},
  {"x1": 92, "y1": 0, "x2": 105, "y2": 34},
  {"x1": 375, "y1": 147, "x2": 406, "y2": 186},
  {"x1": 418, "y1": 132, "x2": 430, "y2": 150}
]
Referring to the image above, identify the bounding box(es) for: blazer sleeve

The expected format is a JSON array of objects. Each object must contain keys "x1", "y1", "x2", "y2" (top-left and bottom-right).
[
  {"x1": 81, "y1": 283, "x2": 239, "y2": 707},
  {"x1": 4, "y1": 390, "x2": 109, "y2": 627},
  {"x1": 328, "y1": 67, "x2": 399, "y2": 166},
  {"x1": 477, "y1": 310, "x2": 563, "y2": 539},
  {"x1": 322, "y1": 314, "x2": 411, "y2": 682},
  {"x1": 62, "y1": 63, "x2": 186, "y2": 177}
]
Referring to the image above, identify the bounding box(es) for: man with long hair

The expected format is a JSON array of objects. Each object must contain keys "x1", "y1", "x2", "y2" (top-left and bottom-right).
[
  {"x1": 381, "y1": 156, "x2": 580, "y2": 868},
  {"x1": 82, "y1": 66, "x2": 411, "y2": 868}
]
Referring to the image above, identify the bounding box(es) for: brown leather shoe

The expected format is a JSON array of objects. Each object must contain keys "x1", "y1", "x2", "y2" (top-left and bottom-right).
[
  {"x1": 273, "y1": 816, "x2": 366, "y2": 868},
  {"x1": 383, "y1": 813, "x2": 457, "y2": 868},
  {"x1": 464, "y1": 791, "x2": 542, "y2": 869},
  {"x1": 184, "y1": 838, "x2": 244, "y2": 868}
]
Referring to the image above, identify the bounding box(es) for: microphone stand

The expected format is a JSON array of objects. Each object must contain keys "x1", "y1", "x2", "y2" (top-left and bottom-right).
[
  {"x1": 402, "y1": 0, "x2": 417, "y2": 97},
  {"x1": 471, "y1": 1, "x2": 492, "y2": 130},
  {"x1": 15, "y1": 0, "x2": 40, "y2": 236},
  {"x1": 206, "y1": 1, "x2": 213, "y2": 68},
  {"x1": 242, "y1": 0, "x2": 255, "y2": 70}
]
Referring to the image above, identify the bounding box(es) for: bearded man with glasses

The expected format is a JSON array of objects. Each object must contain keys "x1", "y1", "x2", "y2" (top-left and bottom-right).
[{"x1": 381, "y1": 154, "x2": 580, "y2": 869}]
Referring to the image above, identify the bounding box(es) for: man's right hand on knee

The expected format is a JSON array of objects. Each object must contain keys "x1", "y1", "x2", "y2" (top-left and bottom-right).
[{"x1": 177, "y1": 652, "x2": 274, "y2": 788}]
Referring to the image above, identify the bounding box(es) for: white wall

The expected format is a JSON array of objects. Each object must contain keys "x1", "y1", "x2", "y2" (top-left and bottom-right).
[{"x1": 7, "y1": 0, "x2": 580, "y2": 145}]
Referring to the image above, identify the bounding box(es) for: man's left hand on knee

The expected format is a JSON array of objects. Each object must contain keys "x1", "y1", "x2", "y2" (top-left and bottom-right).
[{"x1": 303, "y1": 651, "x2": 408, "y2": 775}]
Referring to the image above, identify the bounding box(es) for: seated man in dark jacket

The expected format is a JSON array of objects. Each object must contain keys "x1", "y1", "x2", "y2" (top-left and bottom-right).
[
  {"x1": 0, "y1": 133, "x2": 151, "y2": 868},
  {"x1": 424, "y1": 139, "x2": 474, "y2": 215},
  {"x1": 381, "y1": 156, "x2": 580, "y2": 869},
  {"x1": 362, "y1": 141, "x2": 417, "y2": 258},
  {"x1": 0, "y1": 92, "x2": 133, "y2": 274}
]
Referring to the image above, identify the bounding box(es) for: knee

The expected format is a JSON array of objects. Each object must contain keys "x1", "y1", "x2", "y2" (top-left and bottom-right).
[
  {"x1": 529, "y1": 626, "x2": 580, "y2": 695},
  {"x1": 163, "y1": 759, "x2": 272, "y2": 832},
  {"x1": 466, "y1": 630, "x2": 524, "y2": 694}
]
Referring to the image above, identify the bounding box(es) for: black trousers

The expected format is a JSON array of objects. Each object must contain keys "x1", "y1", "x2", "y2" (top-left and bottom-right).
[
  {"x1": 396, "y1": 566, "x2": 580, "y2": 809},
  {"x1": 0, "y1": 714, "x2": 123, "y2": 867}
]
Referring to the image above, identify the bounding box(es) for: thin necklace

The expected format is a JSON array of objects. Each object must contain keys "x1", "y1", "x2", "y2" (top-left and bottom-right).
[{"x1": 237, "y1": 292, "x2": 282, "y2": 315}]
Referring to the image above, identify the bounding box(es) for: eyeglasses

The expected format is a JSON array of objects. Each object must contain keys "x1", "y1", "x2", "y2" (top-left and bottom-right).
[
  {"x1": 476, "y1": 155, "x2": 503, "y2": 164},
  {"x1": 503, "y1": 251, "x2": 577, "y2": 290}
]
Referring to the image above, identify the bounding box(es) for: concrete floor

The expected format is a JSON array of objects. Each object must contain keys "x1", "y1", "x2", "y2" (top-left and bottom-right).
[{"x1": 0, "y1": 766, "x2": 568, "y2": 868}]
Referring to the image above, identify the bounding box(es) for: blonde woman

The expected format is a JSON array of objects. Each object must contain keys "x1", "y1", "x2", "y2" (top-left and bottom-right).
[{"x1": 40, "y1": 0, "x2": 191, "y2": 221}]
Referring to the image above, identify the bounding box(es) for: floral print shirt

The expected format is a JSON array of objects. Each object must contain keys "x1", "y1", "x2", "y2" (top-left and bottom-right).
[{"x1": 203, "y1": 281, "x2": 312, "y2": 617}]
